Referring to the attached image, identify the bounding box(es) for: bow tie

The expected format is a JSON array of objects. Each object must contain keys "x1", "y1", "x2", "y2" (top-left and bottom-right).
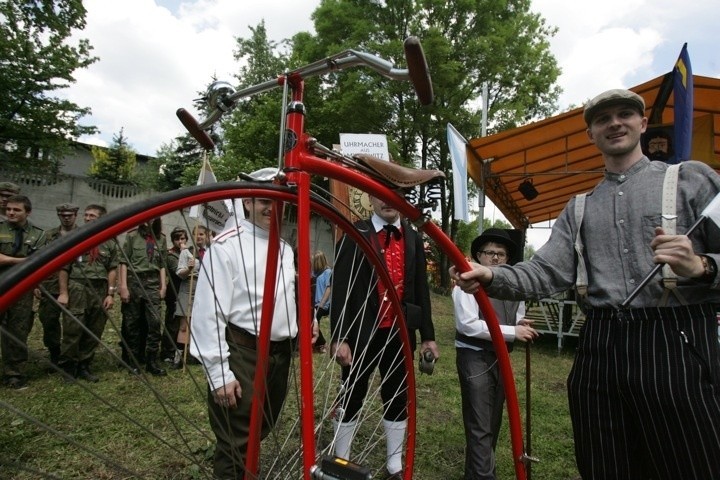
[{"x1": 382, "y1": 224, "x2": 402, "y2": 247}]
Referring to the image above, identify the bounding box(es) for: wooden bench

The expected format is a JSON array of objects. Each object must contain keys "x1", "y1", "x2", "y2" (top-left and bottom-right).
[{"x1": 525, "y1": 297, "x2": 585, "y2": 350}]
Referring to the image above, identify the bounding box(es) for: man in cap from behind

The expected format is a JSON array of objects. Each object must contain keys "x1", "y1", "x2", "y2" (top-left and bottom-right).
[
  {"x1": 36, "y1": 203, "x2": 79, "y2": 371},
  {"x1": 454, "y1": 228, "x2": 537, "y2": 480},
  {"x1": 451, "y1": 89, "x2": 720, "y2": 479},
  {"x1": 0, "y1": 182, "x2": 21, "y2": 222}
]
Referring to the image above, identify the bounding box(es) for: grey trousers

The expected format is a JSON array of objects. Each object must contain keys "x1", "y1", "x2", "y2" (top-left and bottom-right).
[{"x1": 456, "y1": 347, "x2": 504, "y2": 480}]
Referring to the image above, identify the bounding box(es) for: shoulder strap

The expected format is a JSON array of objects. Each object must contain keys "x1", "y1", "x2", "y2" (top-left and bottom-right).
[
  {"x1": 659, "y1": 163, "x2": 688, "y2": 305},
  {"x1": 574, "y1": 193, "x2": 588, "y2": 298}
]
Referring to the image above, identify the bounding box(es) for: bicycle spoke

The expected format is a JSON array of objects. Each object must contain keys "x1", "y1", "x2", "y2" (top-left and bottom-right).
[{"x1": 0, "y1": 184, "x2": 416, "y2": 479}]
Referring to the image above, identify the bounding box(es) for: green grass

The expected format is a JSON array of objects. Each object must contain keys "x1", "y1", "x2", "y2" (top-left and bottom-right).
[{"x1": 0, "y1": 293, "x2": 581, "y2": 479}]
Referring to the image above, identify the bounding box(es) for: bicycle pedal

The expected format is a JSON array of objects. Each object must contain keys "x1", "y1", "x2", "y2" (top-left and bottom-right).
[{"x1": 313, "y1": 455, "x2": 372, "y2": 480}]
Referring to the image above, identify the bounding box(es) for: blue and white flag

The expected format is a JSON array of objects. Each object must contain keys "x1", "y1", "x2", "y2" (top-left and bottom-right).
[
  {"x1": 448, "y1": 123, "x2": 470, "y2": 222},
  {"x1": 673, "y1": 43, "x2": 693, "y2": 162}
]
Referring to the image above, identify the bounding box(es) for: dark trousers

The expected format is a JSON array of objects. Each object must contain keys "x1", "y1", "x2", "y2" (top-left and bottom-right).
[
  {"x1": 160, "y1": 293, "x2": 178, "y2": 360},
  {"x1": 120, "y1": 278, "x2": 162, "y2": 364},
  {"x1": 339, "y1": 328, "x2": 408, "y2": 422},
  {"x1": 60, "y1": 281, "x2": 108, "y2": 366},
  {"x1": 160, "y1": 314, "x2": 181, "y2": 361},
  {"x1": 567, "y1": 304, "x2": 720, "y2": 480},
  {"x1": 208, "y1": 335, "x2": 292, "y2": 480},
  {"x1": 38, "y1": 293, "x2": 62, "y2": 362},
  {"x1": 315, "y1": 306, "x2": 329, "y2": 347},
  {"x1": 0, "y1": 293, "x2": 34, "y2": 378},
  {"x1": 456, "y1": 347, "x2": 504, "y2": 480}
]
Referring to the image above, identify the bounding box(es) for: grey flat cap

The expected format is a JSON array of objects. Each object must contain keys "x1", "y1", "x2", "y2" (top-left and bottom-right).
[
  {"x1": 0, "y1": 182, "x2": 20, "y2": 194},
  {"x1": 583, "y1": 89, "x2": 645, "y2": 126},
  {"x1": 56, "y1": 203, "x2": 79, "y2": 213}
]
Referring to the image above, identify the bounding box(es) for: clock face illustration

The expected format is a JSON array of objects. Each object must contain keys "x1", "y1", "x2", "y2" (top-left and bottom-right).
[{"x1": 350, "y1": 187, "x2": 373, "y2": 218}]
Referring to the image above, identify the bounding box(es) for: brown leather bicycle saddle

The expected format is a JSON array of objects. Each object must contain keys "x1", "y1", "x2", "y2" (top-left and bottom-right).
[{"x1": 353, "y1": 154, "x2": 445, "y2": 188}]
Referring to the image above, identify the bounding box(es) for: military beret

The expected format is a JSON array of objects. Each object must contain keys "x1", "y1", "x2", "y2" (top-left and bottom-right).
[
  {"x1": 583, "y1": 89, "x2": 645, "y2": 126},
  {"x1": 56, "y1": 203, "x2": 79, "y2": 213},
  {"x1": 0, "y1": 182, "x2": 20, "y2": 194}
]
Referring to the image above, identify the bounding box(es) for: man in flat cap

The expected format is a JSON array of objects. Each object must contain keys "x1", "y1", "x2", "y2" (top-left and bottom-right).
[
  {"x1": 36, "y1": 203, "x2": 79, "y2": 373},
  {"x1": 0, "y1": 182, "x2": 21, "y2": 222},
  {"x1": 452, "y1": 88, "x2": 720, "y2": 479}
]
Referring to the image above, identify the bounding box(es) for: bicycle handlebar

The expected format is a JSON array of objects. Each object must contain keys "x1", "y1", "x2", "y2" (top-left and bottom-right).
[
  {"x1": 403, "y1": 37, "x2": 433, "y2": 106},
  {"x1": 176, "y1": 108, "x2": 215, "y2": 150},
  {"x1": 178, "y1": 36, "x2": 433, "y2": 145}
]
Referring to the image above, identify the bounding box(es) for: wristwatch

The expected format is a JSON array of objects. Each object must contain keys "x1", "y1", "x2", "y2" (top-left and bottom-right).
[{"x1": 700, "y1": 255, "x2": 717, "y2": 281}]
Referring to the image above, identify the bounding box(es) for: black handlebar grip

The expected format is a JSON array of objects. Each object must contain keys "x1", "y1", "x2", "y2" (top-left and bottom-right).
[
  {"x1": 176, "y1": 108, "x2": 215, "y2": 151},
  {"x1": 403, "y1": 36, "x2": 434, "y2": 106}
]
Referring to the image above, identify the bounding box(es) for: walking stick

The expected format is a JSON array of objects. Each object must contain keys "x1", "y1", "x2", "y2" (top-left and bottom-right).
[
  {"x1": 180, "y1": 261, "x2": 195, "y2": 373},
  {"x1": 525, "y1": 341, "x2": 532, "y2": 480},
  {"x1": 177, "y1": 234, "x2": 198, "y2": 373},
  {"x1": 521, "y1": 340, "x2": 539, "y2": 477}
]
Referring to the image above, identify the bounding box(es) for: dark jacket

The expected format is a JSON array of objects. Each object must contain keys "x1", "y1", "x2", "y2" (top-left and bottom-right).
[{"x1": 330, "y1": 218, "x2": 434, "y2": 352}]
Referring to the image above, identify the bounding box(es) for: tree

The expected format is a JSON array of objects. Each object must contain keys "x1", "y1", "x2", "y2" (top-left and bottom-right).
[
  {"x1": 182, "y1": 1, "x2": 561, "y2": 288},
  {"x1": 154, "y1": 80, "x2": 226, "y2": 191},
  {"x1": 0, "y1": 0, "x2": 97, "y2": 174},
  {"x1": 294, "y1": 0, "x2": 561, "y2": 287},
  {"x1": 89, "y1": 129, "x2": 136, "y2": 185},
  {"x1": 217, "y1": 21, "x2": 291, "y2": 179}
]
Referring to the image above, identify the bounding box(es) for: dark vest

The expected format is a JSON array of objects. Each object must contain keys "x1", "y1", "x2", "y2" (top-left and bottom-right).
[{"x1": 455, "y1": 297, "x2": 521, "y2": 352}]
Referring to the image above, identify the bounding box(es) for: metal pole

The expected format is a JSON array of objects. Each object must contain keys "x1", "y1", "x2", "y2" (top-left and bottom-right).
[
  {"x1": 525, "y1": 342, "x2": 532, "y2": 480},
  {"x1": 481, "y1": 82, "x2": 488, "y2": 137},
  {"x1": 479, "y1": 82, "x2": 489, "y2": 235}
]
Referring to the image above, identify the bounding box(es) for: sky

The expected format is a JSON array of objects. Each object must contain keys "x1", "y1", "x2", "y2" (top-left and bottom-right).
[{"x1": 60, "y1": 0, "x2": 720, "y2": 248}]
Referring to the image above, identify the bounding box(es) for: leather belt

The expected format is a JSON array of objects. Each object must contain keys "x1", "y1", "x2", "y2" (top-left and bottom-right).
[{"x1": 226, "y1": 323, "x2": 292, "y2": 354}]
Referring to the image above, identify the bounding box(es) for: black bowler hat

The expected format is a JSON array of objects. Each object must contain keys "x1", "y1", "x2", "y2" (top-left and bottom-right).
[{"x1": 470, "y1": 228, "x2": 520, "y2": 265}]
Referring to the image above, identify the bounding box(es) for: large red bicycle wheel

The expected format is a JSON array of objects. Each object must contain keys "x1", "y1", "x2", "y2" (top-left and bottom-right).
[{"x1": 0, "y1": 182, "x2": 417, "y2": 480}]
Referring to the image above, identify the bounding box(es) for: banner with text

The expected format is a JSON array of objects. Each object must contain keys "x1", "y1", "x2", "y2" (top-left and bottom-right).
[
  {"x1": 188, "y1": 157, "x2": 230, "y2": 233},
  {"x1": 339, "y1": 133, "x2": 390, "y2": 160}
]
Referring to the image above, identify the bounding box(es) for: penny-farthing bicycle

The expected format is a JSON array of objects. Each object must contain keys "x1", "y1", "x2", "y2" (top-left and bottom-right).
[{"x1": 0, "y1": 37, "x2": 527, "y2": 480}]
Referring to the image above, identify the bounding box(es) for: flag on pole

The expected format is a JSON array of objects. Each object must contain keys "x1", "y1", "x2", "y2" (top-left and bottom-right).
[
  {"x1": 673, "y1": 43, "x2": 693, "y2": 162},
  {"x1": 448, "y1": 123, "x2": 470, "y2": 222},
  {"x1": 701, "y1": 191, "x2": 720, "y2": 228},
  {"x1": 189, "y1": 156, "x2": 230, "y2": 233}
]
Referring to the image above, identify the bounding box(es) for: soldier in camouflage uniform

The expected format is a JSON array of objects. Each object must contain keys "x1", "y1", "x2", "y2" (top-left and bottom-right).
[
  {"x1": 37, "y1": 203, "x2": 78, "y2": 368},
  {"x1": 160, "y1": 227, "x2": 186, "y2": 364},
  {"x1": 118, "y1": 219, "x2": 167, "y2": 376},
  {"x1": 0, "y1": 181, "x2": 21, "y2": 222},
  {"x1": 57, "y1": 205, "x2": 118, "y2": 382},
  {"x1": 0, "y1": 195, "x2": 46, "y2": 389}
]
